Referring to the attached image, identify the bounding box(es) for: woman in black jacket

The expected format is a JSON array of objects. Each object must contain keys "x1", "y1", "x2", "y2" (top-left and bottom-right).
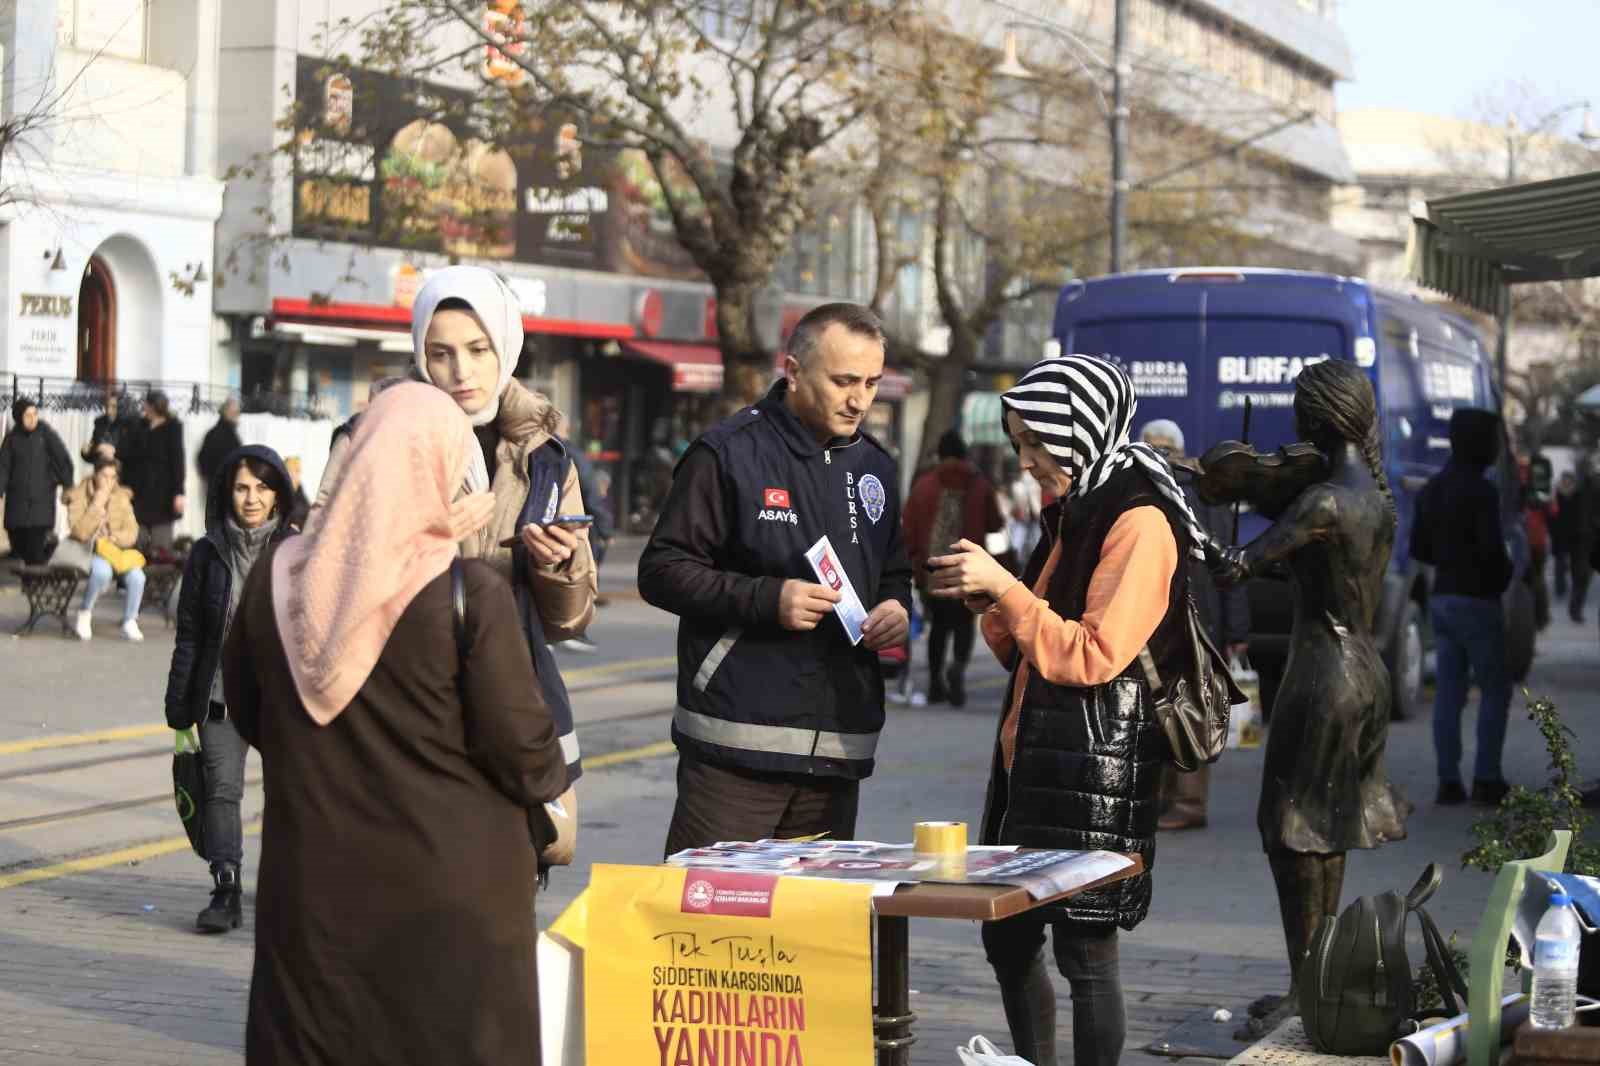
[
  {"x1": 1, "y1": 398, "x2": 74, "y2": 564},
  {"x1": 929, "y1": 355, "x2": 1209, "y2": 1066},
  {"x1": 124, "y1": 391, "x2": 187, "y2": 549},
  {"x1": 164, "y1": 445, "x2": 294, "y2": 933}
]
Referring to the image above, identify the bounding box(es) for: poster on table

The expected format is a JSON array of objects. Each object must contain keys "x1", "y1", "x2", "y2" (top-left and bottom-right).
[{"x1": 583, "y1": 863, "x2": 876, "y2": 1066}]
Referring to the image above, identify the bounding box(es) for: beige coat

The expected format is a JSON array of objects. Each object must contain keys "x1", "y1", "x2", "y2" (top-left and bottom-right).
[
  {"x1": 317, "y1": 380, "x2": 596, "y2": 642},
  {"x1": 63, "y1": 477, "x2": 138, "y2": 548}
]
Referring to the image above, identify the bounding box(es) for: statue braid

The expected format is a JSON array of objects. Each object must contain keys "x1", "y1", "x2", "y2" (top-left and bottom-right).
[
  {"x1": 1295, "y1": 359, "x2": 1396, "y2": 531},
  {"x1": 1360, "y1": 422, "x2": 1398, "y2": 533}
]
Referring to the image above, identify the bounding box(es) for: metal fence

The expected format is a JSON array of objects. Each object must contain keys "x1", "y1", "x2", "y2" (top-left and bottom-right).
[{"x1": 3, "y1": 375, "x2": 331, "y2": 421}]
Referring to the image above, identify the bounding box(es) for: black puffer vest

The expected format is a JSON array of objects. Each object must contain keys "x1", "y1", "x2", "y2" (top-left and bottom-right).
[{"x1": 979, "y1": 466, "x2": 1193, "y2": 930}]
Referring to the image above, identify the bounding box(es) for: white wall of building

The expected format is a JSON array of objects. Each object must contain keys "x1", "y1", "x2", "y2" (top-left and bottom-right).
[{"x1": 0, "y1": 0, "x2": 226, "y2": 386}]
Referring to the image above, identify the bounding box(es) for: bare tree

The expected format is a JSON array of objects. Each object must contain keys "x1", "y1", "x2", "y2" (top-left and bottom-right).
[
  {"x1": 864, "y1": 11, "x2": 1265, "y2": 468},
  {"x1": 292, "y1": 0, "x2": 912, "y2": 405}
]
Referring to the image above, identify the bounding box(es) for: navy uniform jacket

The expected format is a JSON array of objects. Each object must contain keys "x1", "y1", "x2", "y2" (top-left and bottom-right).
[{"x1": 638, "y1": 380, "x2": 913, "y2": 780}]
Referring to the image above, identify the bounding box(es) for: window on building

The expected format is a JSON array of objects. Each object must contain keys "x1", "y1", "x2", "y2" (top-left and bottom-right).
[{"x1": 59, "y1": 0, "x2": 148, "y2": 60}]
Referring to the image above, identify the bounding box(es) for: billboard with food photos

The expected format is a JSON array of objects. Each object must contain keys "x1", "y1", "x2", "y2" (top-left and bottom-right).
[{"x1": 291, "y1": 55, "x2": 705, "y2": 281}]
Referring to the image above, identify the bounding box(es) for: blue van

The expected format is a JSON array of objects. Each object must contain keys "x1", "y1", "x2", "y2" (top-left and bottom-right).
[{"x1": 1050, "y1": 268, "x2": 1536, "y2": 720}]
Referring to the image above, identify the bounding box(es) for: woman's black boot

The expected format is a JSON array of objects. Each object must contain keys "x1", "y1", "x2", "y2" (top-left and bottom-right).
[{"x1": 196, "y1": 863, "x2": 242, "y2": 933}]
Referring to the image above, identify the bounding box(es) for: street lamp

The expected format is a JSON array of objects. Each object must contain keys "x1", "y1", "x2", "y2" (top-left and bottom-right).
[{"x1": 994, "y1": 0, "x2": 1129, "y2": 273}]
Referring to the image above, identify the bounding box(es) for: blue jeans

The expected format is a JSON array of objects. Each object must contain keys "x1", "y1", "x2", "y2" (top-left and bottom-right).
[
  {"x1": 81, "y1": 556, "x2": 144, "y2": 623},
  {"x1": 1431, "y1": 594, "x2": 1511, "y2": 786}
]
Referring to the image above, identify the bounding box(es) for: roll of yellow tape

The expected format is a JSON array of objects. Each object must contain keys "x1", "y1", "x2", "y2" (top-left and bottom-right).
[{"x1": 914, "y1": 820, "x2": 968, "y2": 855}]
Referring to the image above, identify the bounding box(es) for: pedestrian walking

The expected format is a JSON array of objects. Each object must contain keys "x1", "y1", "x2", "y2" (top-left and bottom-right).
[
  {"x1": 312, "y1": 265, "x2": 592, "y2": 862},
  {"x1": 163, "y1": 445, "x2": 295, "y2": 933},
  {"x1": 639, "y1": 302, "x2": 912, "y2": 855},
  {"x1": 927, "y1": 355, "x2": 1212, "y2": 1066},
  {"x1": 1411, "y1": 408, "x2": 1514, "y2": 806},
  {"x1": 221, "y1": 383, "x2": 567, "y2": 1066},
  {"x1": 197, "y1": 397, "x2": 243, "y2": 495},
  {"x1": 63, "y1": 455, "x2": 146, "y2": 641},
  {"x1": 1552, "y1": 470, "x2": 1579, "y2": 601},
  {"x1": 122, "y1": 391, "x2": 186, "y2": 550},
  {"x1": 1138, "y1": 419, "x2": 1250, "y2": 832},
  {"x1": 1571, "y1": 451, "x2": 1600, "y2": 623},
  {"x1": 903, "y1": 429, "x2": 1003, "y2": 705},
  {"x1": 0, "y1": 397, "x2": 74, "y2": 565}
]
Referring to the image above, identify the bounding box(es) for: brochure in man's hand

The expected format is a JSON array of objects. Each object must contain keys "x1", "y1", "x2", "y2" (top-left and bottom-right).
[{"x1": 806, "y1": 534, "x2": 869, "y2": 644}]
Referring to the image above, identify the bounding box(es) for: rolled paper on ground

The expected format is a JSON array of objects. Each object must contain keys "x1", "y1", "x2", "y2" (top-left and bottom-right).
[
  {"x1": 1389, "y1": 993, "x2": 1528, "y2": 1066},
  {"x1": 913, "y1": 820, "x2": 967, "y2": 856}
]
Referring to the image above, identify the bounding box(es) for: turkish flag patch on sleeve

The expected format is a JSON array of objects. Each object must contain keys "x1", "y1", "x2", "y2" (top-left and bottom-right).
[{"x1": 763, "y1": 488, "x2": 792, "y2": 509}]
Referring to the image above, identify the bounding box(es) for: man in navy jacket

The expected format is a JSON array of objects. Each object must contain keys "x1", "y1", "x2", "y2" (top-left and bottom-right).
[{"x1": 640, "y1": 303, "x2": 913, "y2": 854}]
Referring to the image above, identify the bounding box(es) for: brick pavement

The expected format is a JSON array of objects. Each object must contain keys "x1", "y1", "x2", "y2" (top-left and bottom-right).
[{"x1": 3, "y1": 604, "x2": 1598, "y2": 1063}]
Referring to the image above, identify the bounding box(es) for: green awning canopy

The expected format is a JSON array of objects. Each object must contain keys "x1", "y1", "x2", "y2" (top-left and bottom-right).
[
  {"x1": 1408, "y1": 169, "x2": 1600, "y2": 315},
  {"x1": 961, "y1": 391, "x2": 1009, "y2": 447}
]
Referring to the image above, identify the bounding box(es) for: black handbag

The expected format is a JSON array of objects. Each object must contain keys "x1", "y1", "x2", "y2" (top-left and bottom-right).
[
  {"x1": 1136, "y1": 591, "x2": 1244, "y2": 772},
  {"x1": 171, "y1": 728, "x2": 208, "y2": 858},
  {"x1": 1300, "y1": 864, "x2": 1467, "y2": 1056}
]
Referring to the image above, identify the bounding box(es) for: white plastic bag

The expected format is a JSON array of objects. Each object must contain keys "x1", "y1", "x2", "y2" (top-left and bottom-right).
[
  {"x1": 1226, "y1": 654, "x2": 1262, "y2": 750},
  {"x1": 956, "y1": 1034, "x2": 1035, "y2": 1065}
]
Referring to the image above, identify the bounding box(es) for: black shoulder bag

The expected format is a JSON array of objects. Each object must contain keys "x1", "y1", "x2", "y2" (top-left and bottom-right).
[{"x1": 1136, "y1": 590, "x2": 1243, "y2": 772}]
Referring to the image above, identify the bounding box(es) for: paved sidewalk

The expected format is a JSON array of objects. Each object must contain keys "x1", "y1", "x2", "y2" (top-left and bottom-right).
[{"x1": 3, "y1": 611, "x2": 1598, "y2": 1064}]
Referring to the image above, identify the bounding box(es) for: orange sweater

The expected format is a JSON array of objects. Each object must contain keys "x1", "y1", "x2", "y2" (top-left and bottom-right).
[{"x1": 983, "y1": 506, "x2": 1178, "y2": 769}]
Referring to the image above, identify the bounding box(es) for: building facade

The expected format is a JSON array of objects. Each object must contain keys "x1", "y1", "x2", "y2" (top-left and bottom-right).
[
  {"x1": 212, "y1": 2, "x2": 918, "y2": 527},
  {"x1": 0, "y1": 0, "x2": 225, "y2": 392},
  {"x1": 1334, "y1": 107, "x2": 1600, "y2": 430}
]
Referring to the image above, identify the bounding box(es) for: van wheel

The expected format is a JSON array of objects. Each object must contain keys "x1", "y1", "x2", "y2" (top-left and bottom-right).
[
  {"x1": 1505, "y1": 581, "x2": 1536, "y2": 683},
  {"x1": 1389, "y1": 601, "x2": 1425, "y2": 721}
]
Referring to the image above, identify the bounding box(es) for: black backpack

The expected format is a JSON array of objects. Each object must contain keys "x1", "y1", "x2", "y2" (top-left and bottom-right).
[{"x1": 1300, "y1": 864, "x2": 1466, "y2": 1055}]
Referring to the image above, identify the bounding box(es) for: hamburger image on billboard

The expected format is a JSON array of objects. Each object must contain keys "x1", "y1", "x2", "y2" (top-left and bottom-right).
[
  {"x1": 379, "y1": 119, "x2": 457, "y2": 248},
  {"x1": 441, "y1": 140, "x2": 518, "y2": 260},
  {"x1": 604, "y1": 147, "x2": 706, "y2": 279}
]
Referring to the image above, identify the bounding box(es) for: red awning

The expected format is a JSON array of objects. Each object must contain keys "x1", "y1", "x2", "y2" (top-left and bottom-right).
[
  {"x1": 623, "y1": 340, "x2": 724, "y2": 393},
  {"x1": 271, "y1": 299, "x2": 635, "y2": 341}
]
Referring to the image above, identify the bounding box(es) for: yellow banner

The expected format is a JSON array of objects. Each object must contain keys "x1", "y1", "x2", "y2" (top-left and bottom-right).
[{"x1": 584, "y1": 863, "x2": 876, "y2": 1066}]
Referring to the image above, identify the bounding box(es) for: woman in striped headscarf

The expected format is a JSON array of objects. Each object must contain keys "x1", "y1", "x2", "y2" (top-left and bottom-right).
[{"x1": 928, "y1": 354, "x2": 1208, "y2": 1066}]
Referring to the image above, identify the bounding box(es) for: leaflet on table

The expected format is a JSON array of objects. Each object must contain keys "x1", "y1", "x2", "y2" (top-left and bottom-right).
[
  {"x1": 669, "y1": 840, "x2": 1134, "y2": 899},
  {"x1": 805, "y1": 535, "x2": 870, "y2": 645}
]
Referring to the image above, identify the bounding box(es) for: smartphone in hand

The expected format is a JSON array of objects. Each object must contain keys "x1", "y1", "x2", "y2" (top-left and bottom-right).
[{"x1": 498, "y1": 515, "x2": 595, "y2": 548}]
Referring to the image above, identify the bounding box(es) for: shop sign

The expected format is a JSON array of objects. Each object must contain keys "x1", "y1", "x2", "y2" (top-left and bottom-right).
[
  {"x1": 291, "y1": 56, "x2": 707, "y2": 281},
  {"x1": 16, "y1": 292, "x2": 74, "y2": 376},
  {"x1": 391, "y1": 262, "x2": 547, "y2": 317},
  {"x1": 582, "y1": 864, "x2": 874, "y2": 1065}
]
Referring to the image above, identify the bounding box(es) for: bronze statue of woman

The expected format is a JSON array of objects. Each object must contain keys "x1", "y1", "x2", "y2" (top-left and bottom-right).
[{"x1": 1206, "y1": 359, "x2": 1410, "y2": 1035}]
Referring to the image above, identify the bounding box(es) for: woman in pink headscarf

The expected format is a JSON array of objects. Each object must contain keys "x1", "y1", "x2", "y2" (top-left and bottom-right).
[{"x1": 221, "y1": 382, "x2": 568, "y2": 1066}]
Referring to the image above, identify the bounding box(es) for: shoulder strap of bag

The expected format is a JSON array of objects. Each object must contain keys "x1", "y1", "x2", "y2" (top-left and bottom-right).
[
  {"x1": 451, "y1": 557, "x2": 468, "y2": 662},
  {"x1": 1406, "y1": 864, "x2": 1467, "y2": 1018},
  {"x1": 1136, "y1": 646, "x2": 1166, "y2": 702}
]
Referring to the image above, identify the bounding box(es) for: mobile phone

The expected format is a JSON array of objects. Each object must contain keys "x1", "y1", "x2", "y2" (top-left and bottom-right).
[{"x1": 498, "y1": 515, "x2": 596, "y2": 547}]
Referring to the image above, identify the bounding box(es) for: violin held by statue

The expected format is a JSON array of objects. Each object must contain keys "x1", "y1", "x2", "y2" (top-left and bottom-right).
[{"x1": 1171, "y1": 441, "x2": 1329, "y2": 521}]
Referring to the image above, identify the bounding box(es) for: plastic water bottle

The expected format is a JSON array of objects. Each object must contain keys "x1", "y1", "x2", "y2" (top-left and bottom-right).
[{"x1": 1531, "y1": 883, "x2": 1582, "y2": 1030}]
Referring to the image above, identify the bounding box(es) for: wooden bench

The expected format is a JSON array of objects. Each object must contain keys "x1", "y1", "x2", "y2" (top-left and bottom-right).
[
  {"x1": 139, "y1": 562, "x2": 183, "y2": 626},
  {"x1": 12, "y1": 564, "x2": 85, "y2": 636}
]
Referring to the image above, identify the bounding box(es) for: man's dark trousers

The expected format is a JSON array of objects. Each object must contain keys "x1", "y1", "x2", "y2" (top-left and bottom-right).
[{"x1": 663, "y1": 756, "x2": 860, "y2": 856}]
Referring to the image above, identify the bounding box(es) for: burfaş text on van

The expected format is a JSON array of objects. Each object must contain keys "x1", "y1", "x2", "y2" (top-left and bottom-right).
[{"x1": 1050, "y1": 268, "x2": 1536, "y2": 721}]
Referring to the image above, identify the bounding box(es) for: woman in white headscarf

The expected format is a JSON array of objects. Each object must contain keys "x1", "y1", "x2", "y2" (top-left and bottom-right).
[{"x1": 313, "y1": 267, "x2": 593, "y2": 850}]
